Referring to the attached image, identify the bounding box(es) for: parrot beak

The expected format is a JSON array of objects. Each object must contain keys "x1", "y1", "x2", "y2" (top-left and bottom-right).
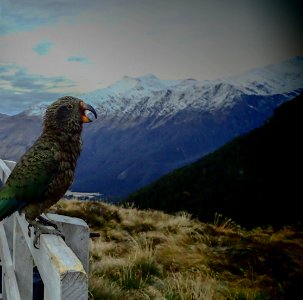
[{"x1": 80, "y1": 101, "x2": 97, "y2": 123}]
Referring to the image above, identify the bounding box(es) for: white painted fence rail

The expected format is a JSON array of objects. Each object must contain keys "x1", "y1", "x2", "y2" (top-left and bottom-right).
[{"x1": 0, "y1": 159, "x2": 89, "y2": 300}]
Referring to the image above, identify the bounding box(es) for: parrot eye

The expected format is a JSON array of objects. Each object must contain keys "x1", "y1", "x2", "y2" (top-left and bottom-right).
[{"x1": 67, "y1": 104, "x2": 73, "y2": 110}]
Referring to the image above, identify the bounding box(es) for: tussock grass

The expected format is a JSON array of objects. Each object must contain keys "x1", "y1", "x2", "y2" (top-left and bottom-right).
[{"x1": 49, "y1": 200, "x2": 303, "y2": 300}]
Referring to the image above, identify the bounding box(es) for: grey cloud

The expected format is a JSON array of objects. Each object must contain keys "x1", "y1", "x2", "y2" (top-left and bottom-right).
[
  {"x1": 0, "y1": 64, "x2": 77, "y2": 114},
  {"x1": 0, "y1": 0, "x2": 117, "y2": 34},
  {"x1": 1, "y1": 65, "x2": 76, "y2": 90},
  {"x1": 67, "y1": 56, "x2": 93, "y2": 64},
  {"x1": 32, "y1": 40, "x2": 54, "y2": 55},
  {"x1": 0, "y1": 90, "x2": 64, "y2": 115}
]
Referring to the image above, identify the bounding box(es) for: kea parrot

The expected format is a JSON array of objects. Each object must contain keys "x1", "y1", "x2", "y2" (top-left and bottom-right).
[{"x1": 0, "y1": 96, "x2": 97, "y2": 247}]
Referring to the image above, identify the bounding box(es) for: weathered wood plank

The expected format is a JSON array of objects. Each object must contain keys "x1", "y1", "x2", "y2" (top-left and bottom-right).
[
  {"x1": 0, "y1": 222, "x2": 22, "y2": 300},
  {"x1": 3, "y1": 216, "x2": 14, "y2": 258},
  {"x1": 0, "y1": 159, "x2": 11, "y2": 184},
  {"x1": 1, "y1": 217, "x2": 14, "y2": 300},
  {"x1": 13, "y1": 216, "x2": 33, "y2": 300},
  {"x1": 46, "y1": 213, "x2": 90, "y2": 273},
  {"x1": 16, "y1": 213, "x2": 88, "y2": 300},
  {"x1": 2, "y1": 161, "x2": 16, "y2": 172}
]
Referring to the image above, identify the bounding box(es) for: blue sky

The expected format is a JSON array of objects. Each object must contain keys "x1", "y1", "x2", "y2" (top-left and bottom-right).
[
  {"x1": 32, "y1": 40, "x2": 54, "y2": 56},
  {"x1": 0, "y1": 0, "x2": 303, "y2": 114}
]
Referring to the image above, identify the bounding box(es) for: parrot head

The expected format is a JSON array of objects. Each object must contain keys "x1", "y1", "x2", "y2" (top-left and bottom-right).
[{"x1": 43, "y1": 96, "x2": 97, "y2": 133}]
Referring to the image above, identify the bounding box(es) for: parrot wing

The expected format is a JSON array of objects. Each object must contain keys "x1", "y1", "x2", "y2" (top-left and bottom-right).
[{"x1": 0, "y1": 142, "x2": 59, "y2": 221}]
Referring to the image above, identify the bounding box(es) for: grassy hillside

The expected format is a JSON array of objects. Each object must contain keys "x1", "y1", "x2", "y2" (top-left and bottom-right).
[
  {"x1": 49, "y1": 200, "x2": 303, "y2": 300},
  {"x1": 125, "y1": 93, "x2": 303, "y2": 228}
]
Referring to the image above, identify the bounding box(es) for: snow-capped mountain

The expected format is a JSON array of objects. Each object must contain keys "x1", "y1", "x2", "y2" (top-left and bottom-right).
[
  {"x1": 25, "y1": 57, "x2": 303, "y2": 123},
  {"x1": 232, "y1": 56, "x2": 303, "y2": 94},
  {"x1": 81, "y1": 56, "x2": 303, "y2": 126},
  {"x1": 0, "y1": 113, "x2": 8, "y2": 119},
  {"x1": 2, "y1": 56, "x2": 303, "y2": 197}
]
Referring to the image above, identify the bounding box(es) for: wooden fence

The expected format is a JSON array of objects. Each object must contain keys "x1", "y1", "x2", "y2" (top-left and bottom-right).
[{"x1": 0, "y1": 159, "x2": 89, "y2": 300}]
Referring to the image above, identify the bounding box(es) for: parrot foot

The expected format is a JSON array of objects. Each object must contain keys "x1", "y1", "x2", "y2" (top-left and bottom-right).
[
  {"x1": 27, "y1": 219, "x2": 65, "y2": 249},
  {"x1": 33, "y1": 227, "x2": 65, "y2": 249},
  {"x1": 37, "y1": 215, "x2": 58, "y2": 229}
]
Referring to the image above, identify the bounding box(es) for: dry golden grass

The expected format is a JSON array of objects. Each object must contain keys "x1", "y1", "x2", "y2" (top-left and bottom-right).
[{"x1": 49, "y1": 200, "x2": 303, "y2": 300}]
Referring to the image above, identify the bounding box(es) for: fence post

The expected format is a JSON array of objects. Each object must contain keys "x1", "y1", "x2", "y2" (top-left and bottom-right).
[
  {"x1": 46, "y1": 213, "x2": 90, "y2": 273},
  {"x1": 0, "y1": 159, "x2": 19, "y2": 300},
  {"x1": 13, "y1": 215, "x2": 33, "y2": 300},
  {"x1": 0, "y1": 160, "x2": 12, "y2": 185},
  {"x1": 0, "y1": 224, "x2": 22, "y2": 300}
]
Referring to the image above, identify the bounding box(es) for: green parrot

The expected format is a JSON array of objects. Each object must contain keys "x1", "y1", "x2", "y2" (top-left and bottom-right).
[{"x1": 0, "y1": 96, "x2": 97, "y2": 247}]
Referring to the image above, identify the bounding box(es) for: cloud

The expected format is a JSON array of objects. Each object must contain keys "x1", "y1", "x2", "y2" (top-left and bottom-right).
[
  {"x1": 0, "y1": 89, "x2": 64, "y2": 115},
  {"x1": 32, "y1": 40, "x2": 54, "y2": 55},
  {"x1": 0, "y1": 64, "x2": 76, "y2": 90},
  {"x1": 0, "y1": 0, "x2": 115, "y2": 35},
  {"x1": 67, "y1": 56, "x2": 94, "y2": 64},
  {"x1": 0, "y1": 0, "x2": 81, "y2": 34},
  {"x1": 0, "y1": 64, "x2": 77, "y2": 114}
]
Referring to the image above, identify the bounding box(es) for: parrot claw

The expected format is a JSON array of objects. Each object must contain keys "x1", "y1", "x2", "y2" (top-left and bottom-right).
[
  {"x1": 37, "y1": 215, "x2": 58, "y2": 229},
  {"x1": 33, "y1": 227, "x2": 65, "y2": 249},
  {"x1": 28, "y1": 224, "x2": 32, "y2": 237},
  {"x1": 26, "y1": 218, "x2": 65, "y2": 249}
]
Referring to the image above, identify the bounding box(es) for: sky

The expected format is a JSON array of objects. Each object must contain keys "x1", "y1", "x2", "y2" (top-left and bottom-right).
[{"x1": 0, "y1": 0, "x2": 303, "y2": 115}]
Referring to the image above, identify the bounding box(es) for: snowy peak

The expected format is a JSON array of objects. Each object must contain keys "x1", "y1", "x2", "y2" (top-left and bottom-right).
[
  {"x1": 229, "y1": 56, "x2": 303, "y2": 95},
  {"x1": 98, "y1": 74, "x2": 180, "y2": 94},
  {"x1": 137, "y1": 74, "x2": 181, "y2": 90},
  {"x1": 24, "y1": 103, "x2": 48, "y2": 117},
  {"x1": 108, "y1": 76, "x2": 140, "y2": 93},
  {"x1": 0, "y1": 112, "x2": 8, "y2": 118},
  {"x1": 100, "y1": 73, "x2": 181, "y2": 95}
]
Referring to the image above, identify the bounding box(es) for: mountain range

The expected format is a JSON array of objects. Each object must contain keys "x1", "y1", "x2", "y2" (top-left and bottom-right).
[
  {"x1": 0, "y1": 56, "x2": 302, "y2": 198},
  {"x1": 126, "y1": 93, "x2": 303, "y2": 228}
]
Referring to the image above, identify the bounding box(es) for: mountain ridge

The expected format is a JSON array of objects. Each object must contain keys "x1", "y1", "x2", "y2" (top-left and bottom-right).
[{"x1": 23, "y1": 56, "x2": 303, "y2": 125}]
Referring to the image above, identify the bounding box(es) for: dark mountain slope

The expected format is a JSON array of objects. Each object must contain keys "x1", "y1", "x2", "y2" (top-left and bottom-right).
[{"x1": 126, "y1": 93, "x2": 303, "y2": 228}]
